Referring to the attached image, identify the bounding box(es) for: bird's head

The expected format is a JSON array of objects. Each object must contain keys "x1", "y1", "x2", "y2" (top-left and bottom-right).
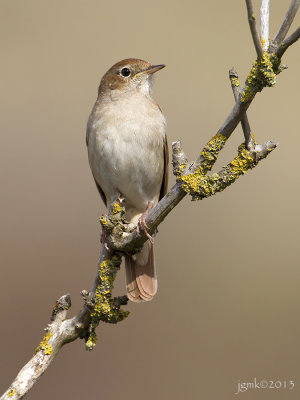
[{"x1": 98, "y1": 58, "x2": 165, "y2": 98}]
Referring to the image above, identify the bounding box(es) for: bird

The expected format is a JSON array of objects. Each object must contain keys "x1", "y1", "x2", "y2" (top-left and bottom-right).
[{"x1": 86, "y1": 58, "x2": 168, "y2": 302}]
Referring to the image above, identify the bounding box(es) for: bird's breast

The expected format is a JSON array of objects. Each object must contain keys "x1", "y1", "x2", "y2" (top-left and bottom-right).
[{"x1": 87, "y1": 94, "x2": 166, "y2": 214}]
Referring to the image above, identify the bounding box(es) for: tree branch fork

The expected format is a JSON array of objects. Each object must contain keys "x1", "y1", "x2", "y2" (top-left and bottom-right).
[{"x1": 2, "y1": 1, "x2": 300, "y2": 399}]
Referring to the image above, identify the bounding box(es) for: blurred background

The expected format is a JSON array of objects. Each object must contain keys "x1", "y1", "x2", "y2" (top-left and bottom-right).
[{"x1": 1, "y1": 1, "x2": 299, "y2": 399}]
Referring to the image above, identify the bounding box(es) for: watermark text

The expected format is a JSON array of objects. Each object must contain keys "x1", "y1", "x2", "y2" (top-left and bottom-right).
[{"x1": 235, "y1": 378, "x2": 294, "y2": 394}]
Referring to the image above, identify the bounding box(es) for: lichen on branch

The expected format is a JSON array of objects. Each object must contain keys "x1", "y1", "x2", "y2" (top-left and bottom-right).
[
  {"x1": 100, "y1": 201, "x2": 129, "y2": 237},
  {"x1": 199, "y1": 134, "x2": 228, "y2": 173},
  {"x1": 176, "y1": 135, "x2": 276, "y2": 201},
  {"x1": 240, "y1": 52, "x2": 281, "y2": 103},
  {"x1": 230, "y1": 76, "x2": 240, "y2": 87},
  {"x1": 85, "y1": 255, "x2": 129, "y2": 351},
  {"x1": 35, "y1": 332, "x2": 53, "y2": 355}
]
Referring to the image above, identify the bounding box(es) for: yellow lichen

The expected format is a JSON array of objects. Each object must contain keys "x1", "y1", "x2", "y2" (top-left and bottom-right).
[
  {"x1": 241, "y1": 52, "x2": 277, "y2": 103},
  {"x1": 229, "y1": 144, "x2": 254, "y2": 173},
  {"x1": 200, "y1": 134, "x2": 227, "y2": 173},
  {"x1": 177, "y1": 141, "x2": 258, "y2": 200},
  {"x1": 111, "y1": 203, "x2": 121, "y2": 215},
  {"x1": 85, "y1": 333, "x2": 97, "y2": 349},
  {"x1": 99, "y1": 216, "x2": 107, "y2": 225},
  {"x1": 230, "y1": 77, "x2": 240, "y2": 87},
  {"x1": 7, "y1": 389, "x2": 15, "y2": 397},
  {"x1": 35, "y1": 332, "x2": 53, "y2": 355},
  {"x1": 86, "y1": 256, "x2": 129, "y2": 350},
  {"x1": 176, "y1": 134, "x2": 228, "y2": 200}
]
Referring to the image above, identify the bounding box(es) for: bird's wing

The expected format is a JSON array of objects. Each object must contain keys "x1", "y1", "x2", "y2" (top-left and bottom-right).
[
  {"x1": 86, "y1": 124, "x2": 107, "y2": 206},
  {"x1": 93, "y1": 177, "x2": 107, "y2": 206},
  {"x1": 159, "y1": 135, "x2": 169, "y2": 200}
]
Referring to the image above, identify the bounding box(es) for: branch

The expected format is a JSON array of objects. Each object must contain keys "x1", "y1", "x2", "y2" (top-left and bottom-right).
[
  {"x1": 85, "y1": 248, "x2": 129, "y2": 350},
  {"x1": 271, "y1": 0, "x2": 300, "y2": 51},
  {"x1": 229, "y1": 68, "x2": 254, "y2": 150},
  {"x1": 219, "y1": 46, "x2": 283, "y2": 142},
  {"x1": 0, "y1": 245, "x2": 116, "y2": 400},
  {"x1": 0, "y1": 295, "x2": 83, "y2": 400},
  {"x1": 0, "y1": 118, "x2": 281, "y2": 400},
  {"x1": 275, "y1": 26, "x2": 300, "y2": 59},
  {"x1": 228, "y1": 68, "x2": 279, "y2": 162},
  {"x1": 245, "y1": 0, "x2": 264, "y2": 58},
  {"x1": 104, "y1": 133, "x2": 277, "y2": 252},
  {"x1": 260, "y1": 0, "x2": 270, "y2": 50}
]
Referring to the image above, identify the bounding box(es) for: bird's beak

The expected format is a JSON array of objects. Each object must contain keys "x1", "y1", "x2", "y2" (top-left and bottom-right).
[
  {"x1": 146, "y1": 64, "x2": 166, "y2": 74},
  {"x1": 134, "y1": 64, "x2": 166, "y2": 78}
]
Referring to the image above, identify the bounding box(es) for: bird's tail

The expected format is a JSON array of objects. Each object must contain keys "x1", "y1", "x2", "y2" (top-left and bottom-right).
[{"x1": 125, "y1": 241, "x2": 157, "y2": 302}]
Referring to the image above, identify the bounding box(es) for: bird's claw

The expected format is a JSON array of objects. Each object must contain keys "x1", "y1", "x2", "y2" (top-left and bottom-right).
[
  {"x1": 137, "y1": 217, "x2": 153, "y2": 243},
  {"x1": 137, "y1": 201, "x2": 154, "y2": 243}
]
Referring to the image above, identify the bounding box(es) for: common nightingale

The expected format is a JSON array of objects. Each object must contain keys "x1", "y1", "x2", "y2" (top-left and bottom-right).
[{"x1": 86, "y1": 58, "x2": 168, "y2": 302}]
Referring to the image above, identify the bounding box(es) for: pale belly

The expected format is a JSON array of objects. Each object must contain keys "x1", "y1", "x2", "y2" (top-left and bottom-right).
[{"x1": 88, "y1": 103, "x2": 166, "y2": 220}]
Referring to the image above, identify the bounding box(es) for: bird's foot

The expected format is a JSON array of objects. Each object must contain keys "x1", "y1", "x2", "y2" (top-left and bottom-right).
[{"x1": 137, "y1": 201, "x2": 154, "y2": 243}]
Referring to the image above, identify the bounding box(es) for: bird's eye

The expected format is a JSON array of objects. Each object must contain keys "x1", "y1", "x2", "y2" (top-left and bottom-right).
[{"x1": 120, "y1": 67, "x2": 131, "y2": 77}]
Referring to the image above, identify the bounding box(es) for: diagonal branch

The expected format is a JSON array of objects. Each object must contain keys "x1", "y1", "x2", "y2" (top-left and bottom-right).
[
  {"x1": 229, "y1": 68, "x2": 254, "y2": 150},
  {"x1": 0, "y1": 245, "x2": 115, "y2": 400},
  {"x1": 271, "y1": 0, "x2": 300, "y2": 50},
  {"x1": 105, "y1": 134, "x2": 277, "y2": 252},
  {"x1": 228, "y1": 68, "x2": 278, "y2": 163},
  {"x1": 0, "y1": 294, "x2": 86, "y2": 400},
  {"x1": 275, "y1": 26, "x2": 300, "y2": 59},
  {"x1": 245, "y1": 0, "x2": 264, "y2": 58},
  {"x1": 219, "y1": 47, "x2": 280, "y2": 142}
]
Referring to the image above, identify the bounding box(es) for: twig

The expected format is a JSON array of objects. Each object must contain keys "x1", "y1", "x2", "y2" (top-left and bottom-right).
[
  {"x1": 0, "y1": 295, "x2": 86, "y2": 400},
  {"x1": 219, "y1": 47, "x2": 281, "y2": 140},
  {"x1": 260, "y1": 0, "x2": 270, "y2": 50},
  {"x1": 217, "y1": 97, "x2": 251, "y2": 140},
  {"x1": 0, "y1": 246, "x2": 111, "y2": 400},
  {"x1": 228, "y1": 68, "x2": 278, "y2": 161},
  {"x1": 245, "y1": 0, "x2": 264, "y2": 58},
  {"x1": 271, "y1": 0, "x2": 300, "y2": 51},
  {"x1": 216, "y1": 1, "x2": 279, "y2": 141},
  {"x1": 172, "y1": 140, "x2": 188, "y2": 174},
  {"x1": 275, "y1": 26, "x2": 300, "y2": 59},
  {"x1": 229, "y1": 68, "x2": 254, "y2": 150}
]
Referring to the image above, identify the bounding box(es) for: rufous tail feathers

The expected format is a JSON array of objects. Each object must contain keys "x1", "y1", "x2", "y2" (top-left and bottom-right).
[{"x1": 125, "y1": 241, "x2": 157, "y2": 302}]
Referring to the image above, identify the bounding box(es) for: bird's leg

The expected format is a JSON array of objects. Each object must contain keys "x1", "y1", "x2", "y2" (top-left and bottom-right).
[{"x1": 137, "y1": 201, "x2": 154, "y2": 243}]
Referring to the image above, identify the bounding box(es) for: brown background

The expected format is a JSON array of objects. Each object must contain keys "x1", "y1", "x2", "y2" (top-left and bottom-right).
[{"x1": 1, "y1": 1, "x2": 299, "y2": 399}]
